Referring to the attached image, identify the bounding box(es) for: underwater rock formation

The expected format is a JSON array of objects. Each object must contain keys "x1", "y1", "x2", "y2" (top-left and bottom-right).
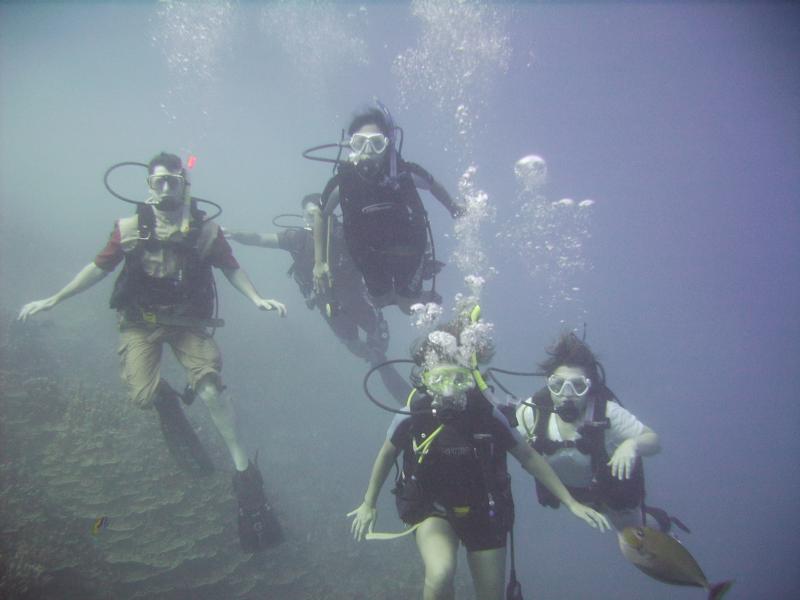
[{"x1": 0, "y1": 308, "x2": 441, "y2": 599}]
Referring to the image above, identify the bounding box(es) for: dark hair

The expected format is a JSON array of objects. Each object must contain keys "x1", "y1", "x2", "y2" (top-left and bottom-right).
[
  {"x1": 300, "y1": 193, "x2": 322, "y2": 210},
  {"x1": 539, "y1": 332, "x2": 602, "y2": 384},
  {"x1": 348, "y1": 107, "x2": 391, "y2": 138},
  {"x1": 148, "y1": 152, "x2": 183, "y2": 175}
]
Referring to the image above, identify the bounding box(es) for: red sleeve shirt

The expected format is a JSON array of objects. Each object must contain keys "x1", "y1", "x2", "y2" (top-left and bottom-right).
[
  {"x1": 93, "y1": 221, "x2": 240, "y2": 271},
  {"x1": 94, "y1": 222, "x2": 124, "y2": 272},
  {"x1": 209, "y1": 227, "x2": 240, "y2": 270}
]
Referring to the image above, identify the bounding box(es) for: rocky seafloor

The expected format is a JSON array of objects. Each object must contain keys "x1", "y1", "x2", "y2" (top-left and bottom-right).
[{"x1": 0, "y1": 309, "x2": 443, "y2": 600}]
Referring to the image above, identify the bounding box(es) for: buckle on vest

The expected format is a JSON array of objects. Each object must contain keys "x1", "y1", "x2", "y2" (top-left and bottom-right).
[{"x1": 452, "y1": 506, "x2": 470, "y2": 518}]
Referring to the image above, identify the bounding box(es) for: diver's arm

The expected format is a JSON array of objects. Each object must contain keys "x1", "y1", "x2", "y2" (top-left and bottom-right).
[
  {"x1": 429, "y1": 178, "x2": 464, "y2": 218},
  {"x1": 408, "y1": 163, "x2": 464, "y2": 218},
  {"x1": 312, "y1": 196, "x2": 334, "y2": 291},
  {"x1": 320, "y1": 187, "x2": 340, "y2": 218},
  {"x1": 221, "y1": 267, "x2": 287, "y2": 316},
  {"x1": 223, "y1": 229, "x2": 280, "y2": 248},
  {"x1": 18, "y1": 263, "x2": 109, "y2": 322},
  {"x1": 608, "y1": 426, "x2": 660, "y2": 480},
  {"x1": 510, "y1": 441, "x2": 610, "y2": 531},
  {"x1": 348, "y1": 439, "x2": 400, "y2": 541}
]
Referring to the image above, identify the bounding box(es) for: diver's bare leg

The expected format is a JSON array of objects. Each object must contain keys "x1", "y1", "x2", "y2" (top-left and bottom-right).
[
  {"x1": 466, "y1": 547, "x2": 506, "y2": 600},
  {"x1": 196, "y1": 376, "x2": 248, "y2": 471},
  {"x1": 416, "y1": 517, "x2": 459, "y2": 600}
]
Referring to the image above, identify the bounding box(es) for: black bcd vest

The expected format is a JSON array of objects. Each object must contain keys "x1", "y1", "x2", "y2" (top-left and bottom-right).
[
  {"x1": 109, "y1": 205, "x2": 215, "y2": 319},
  {"x1": 528, "y1": 386, "x2": 645, "y2": 511}
]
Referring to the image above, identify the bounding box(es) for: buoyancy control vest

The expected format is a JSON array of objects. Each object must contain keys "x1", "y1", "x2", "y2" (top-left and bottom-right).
[
  {"x1": 280, "y1": 227, "x2": 315, "y2": 301},
  {"x1": 395, "y1": 389, "x2": 513, "y2": 525},
  {"x1": 528, "y1": 387, "x2": 645, "y2": 511},
  {"x1": 109, "y1": 204, "x2": 217, "y2": 319},
  {"x1": 283, "y1": 219, "x2": 352, "y2": 301},
  {"x1": 333, "y1": 159, "x2": 428, "y2": 257}
]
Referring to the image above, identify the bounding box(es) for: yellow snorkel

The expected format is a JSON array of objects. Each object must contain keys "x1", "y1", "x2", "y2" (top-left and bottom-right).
[{"x1": 468, "y1": 305, "x2": 489, "y2": 392}]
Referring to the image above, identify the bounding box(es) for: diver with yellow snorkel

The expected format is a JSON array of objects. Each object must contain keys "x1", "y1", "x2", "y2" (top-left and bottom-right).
[{"x1": 350, "y1": 306, "x2": 609, "y2": 600}]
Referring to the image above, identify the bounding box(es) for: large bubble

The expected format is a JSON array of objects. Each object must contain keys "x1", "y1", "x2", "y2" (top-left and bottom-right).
[{"x1": 515, "y1": 154, "x2": 548, "y2": 191}]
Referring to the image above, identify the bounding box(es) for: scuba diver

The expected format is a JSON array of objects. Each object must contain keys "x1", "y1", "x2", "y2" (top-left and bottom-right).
[
  {"x1": 514, "y1": 333, "x2": 690, "y2": 569},
  {"x1": 224, "y1": 193, "x2": 411, "y2": 404},
  {"x1": 349, "y1": 319, "x2": 610, "y2": 600},
  {"x1": 17, "y1": 152, "x2": 286, "y2": 553},
  {"x1": 310, "y1": 102, "x2": 465, "y2": 315}
]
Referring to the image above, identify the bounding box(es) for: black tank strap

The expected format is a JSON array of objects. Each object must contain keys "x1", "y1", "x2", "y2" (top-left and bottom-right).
[
  {"x1": 579, "y1": 394, "x2": 610, "y2": 482},
  {"x1": 136, "y1": 204, "x2": 156, "y2": 249}
]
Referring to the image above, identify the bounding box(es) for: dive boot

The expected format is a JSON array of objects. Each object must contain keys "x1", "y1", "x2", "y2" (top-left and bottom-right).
[
  {"x1": 233, "y1": 460, "x2": 283, "y2": 552},
  {"x1": 153, "y1": 381, "x2": 214, "y2": 477}
]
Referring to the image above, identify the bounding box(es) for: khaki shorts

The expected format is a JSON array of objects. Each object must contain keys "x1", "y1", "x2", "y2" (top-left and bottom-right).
[{"x1": 117, "y1": 324, "x2": 222, "y2": 409}]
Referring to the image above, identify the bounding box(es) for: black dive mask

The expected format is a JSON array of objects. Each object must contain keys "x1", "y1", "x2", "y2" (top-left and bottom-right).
[{"x1": 554, "y1": 399, "x2": 580, "y2": 423}]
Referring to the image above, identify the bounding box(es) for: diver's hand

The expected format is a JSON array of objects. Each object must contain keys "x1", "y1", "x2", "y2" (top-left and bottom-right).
[
  {"x1": 18, "y1": 297, "x2": 58, "y2": 322},
  {"x1": 347, "y1": 502, "x2": 376, "y2": 541},
  {"x1": 608, "y1": 439, "x2": 637, "y2": 480},
  {"x1": 254, "y1": 298, "x2": 287, "y2": 317},
  {"x1": 313, "y1": 262, "x2": 332, "y2": 294},
  {"x1": 566, "y1": 501, "x2": 610, "y2": 532}
]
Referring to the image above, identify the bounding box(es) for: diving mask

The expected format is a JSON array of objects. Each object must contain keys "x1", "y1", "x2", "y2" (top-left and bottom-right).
[
  {"x1": 546, "y1": 374, "x2": 591, "y2": 397},
  {"x1": 147, "y1": 173, "x2": 185, "y2": 192},
  {"x1": 349, "y1": 132, "x2": 389, "y2": 155},
  {"x1": 146, "y1": 172, "x2": 186, "y2": 209},
  {"x1": 423, "y1": 366, "x2": 475, "y2": 398}
]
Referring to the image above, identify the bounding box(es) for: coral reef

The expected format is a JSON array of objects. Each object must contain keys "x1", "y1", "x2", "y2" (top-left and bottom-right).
[{"x1": 0, "y1": 309, "x2": 447, "y2": 599}]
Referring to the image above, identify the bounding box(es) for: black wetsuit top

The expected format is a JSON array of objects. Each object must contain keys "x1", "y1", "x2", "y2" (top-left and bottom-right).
[{"x1": 389, "y1": 389, "x2": 518, "y2": 509}]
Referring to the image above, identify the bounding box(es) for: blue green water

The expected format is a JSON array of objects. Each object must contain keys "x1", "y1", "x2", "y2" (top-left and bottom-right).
[{"x1": 1, "y1": 2, "x2": 798, "y2": 598}]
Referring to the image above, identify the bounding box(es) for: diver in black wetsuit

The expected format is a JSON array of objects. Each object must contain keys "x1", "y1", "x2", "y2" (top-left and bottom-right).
[
  {"x1": 312, "y1": 103, "x2": 464, "y2": 315},
  {"x1": 226, "y1": 194, "x2": 411, "y2": 404}
]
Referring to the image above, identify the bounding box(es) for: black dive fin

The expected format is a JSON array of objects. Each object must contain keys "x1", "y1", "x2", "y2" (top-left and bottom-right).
[
  {"x1": 644, "y1": 505, "x2": 691, "y2": 535},
  {"x1": 153, "y1": 381, "x2": 214, "y2": 477},
  {"x1": 233, "y1": 460, "x2": 284, "y2": 552}
]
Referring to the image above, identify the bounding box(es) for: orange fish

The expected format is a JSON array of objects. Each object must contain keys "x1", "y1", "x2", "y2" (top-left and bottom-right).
[{"x1": 621, "y1": 527, "x2": 732, "y2": 600}]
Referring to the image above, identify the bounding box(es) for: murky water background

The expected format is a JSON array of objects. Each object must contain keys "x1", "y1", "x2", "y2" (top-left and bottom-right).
[{"x1": 1, "y1": 2, "x2": 798, "y2": 598}]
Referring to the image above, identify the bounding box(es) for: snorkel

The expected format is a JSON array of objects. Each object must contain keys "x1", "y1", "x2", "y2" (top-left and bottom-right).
[{"x1": 375, "y1": 99, "x2": 399, "y2": 180}]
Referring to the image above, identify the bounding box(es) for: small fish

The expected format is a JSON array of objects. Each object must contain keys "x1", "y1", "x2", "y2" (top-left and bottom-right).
[
  {"x1": 621, "y1": 527, "x2": 733, "y2": 600},
  {"x1": 91, "y1": 516, "x2": 109, "y2": 535}
]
